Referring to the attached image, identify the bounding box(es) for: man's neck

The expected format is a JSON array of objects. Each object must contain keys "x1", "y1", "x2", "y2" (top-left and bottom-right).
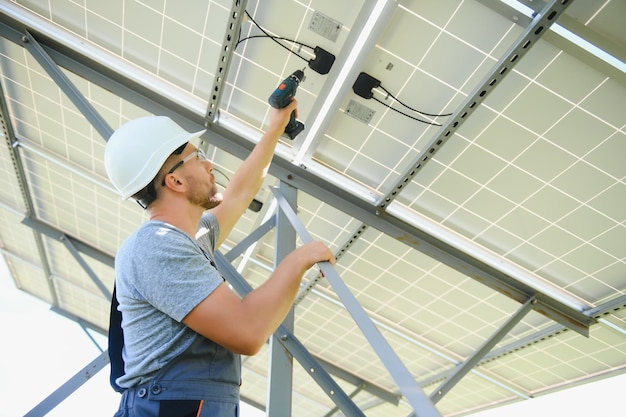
[{"x1": 148, "y1": 201, "x2": 203, "y2": 239}]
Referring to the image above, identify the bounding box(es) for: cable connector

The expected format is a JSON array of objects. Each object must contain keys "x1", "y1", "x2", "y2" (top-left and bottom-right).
[
  {"x1": 248, "y1": 198, "x2": 263, "y2": 212},
  {"x1": 352, "y1": 72, "x2": 381, "y2": 99},
  {"x1": 351, "y1": 72, "x2": 452, "y2": 126},
  {"x1": 308, "y1": 46, "x2": 335, "y2": 74}
]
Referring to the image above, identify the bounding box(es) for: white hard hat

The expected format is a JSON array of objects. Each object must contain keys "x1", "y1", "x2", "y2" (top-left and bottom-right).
[{"x1": 105, "y1": 116, "x2": 206, "y2": 200}]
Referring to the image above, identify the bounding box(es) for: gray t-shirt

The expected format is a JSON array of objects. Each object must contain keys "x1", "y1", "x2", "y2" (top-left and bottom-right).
[{"x1": 115, "y1": 213, "x2": 224, "y2": 388}]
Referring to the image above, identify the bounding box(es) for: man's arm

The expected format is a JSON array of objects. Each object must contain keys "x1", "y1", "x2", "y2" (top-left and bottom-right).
[
  {"x1": 210, "y1": 99, "x2": 298, "y2": 248},
  {"x1": 183, "y1": 240, "x2": 335, "y2": 355}
]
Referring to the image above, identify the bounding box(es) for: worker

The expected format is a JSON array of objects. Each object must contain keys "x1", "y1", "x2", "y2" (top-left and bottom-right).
[{"x1": 104, "y1": 99, "x2": 335, "y2": 416}]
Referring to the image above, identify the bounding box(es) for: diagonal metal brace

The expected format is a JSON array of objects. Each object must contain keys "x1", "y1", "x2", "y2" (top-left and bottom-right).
[
  {"x1": 223, "y1": 216, "x2": 276, "y2": 262},
  {"x1": 429, "y1": 296, "x2": 536, "y2": 404},
  {"x1": 60, "y1": 234, "x2": 111, "y2": 299},
  {"x1": 23, "y1": 350, "x2": 110, "y2": 417},
  {"x1": 271, "y1": 187, "x2": 441, "y2": 417},
  {"x1": 21, "y1": 30, "x2": 113, "y2": 140}
]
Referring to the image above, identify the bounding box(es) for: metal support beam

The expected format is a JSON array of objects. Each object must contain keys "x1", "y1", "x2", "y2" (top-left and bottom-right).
[
  {"x1": 59, "y1": 234, "x2": 111, "y2": 300},
  {"x1": 0, "y1": 66, "x2": 35, "y2": 216},
  {"x1": 312, "y1": 356, "x2": 401, "y2": 406},
  {"x1": 205, "y1": 0, "x2": 247, "y2": 124},
  {"x1": 21, "y1": 30, "x2": 113, "y2": 140},
  {"x1": 23, "y1": 350, "x2": 110, "y2": 417},
  {"x1": 477, "y1": 0, "x2": 626, "y2": 87},
  {"x1": 214, "y1": 252, "x2": 366, "y2": 417},
  {"x1": 294, "y1": 224, "x2": 369, "y2": 306},
  {"x1": 80, "y1": 324, "x2": 105, "y2": 353},
  {"x1": 294, "y1": 0, "x2": 397, "y2": 165},
  {"x1": 377, "y1": 0, "x2": 574, "y2": 212},
  {"x1": 16, "y1": 137, "x2": 118, "y2": 194},
  {"x1": 21, "y1": 215, "x2": 115, "y2": 338},
  {"x1": 271, "y1": 187, "x2": 441, "y2": 417},
  {"x1": 324, "y1": 384, "x2": 366, "y2": 417},
  {"x1": 423, "y1": 294, "x2": 626, "y2": 391},
  {"x1": 223, "y1": 216, "x2": 276, "y2": 262},
  {"x1": 21, "y1": 217, "x2": 115, "y2": 269},
  {"x1": 0, "y1": 73, "x2": 58, "y2": 306},
  {"x1": 267, "y1": 182, "x2": 297, "y2": 416},
  {"x1": 429, "y1": 296, "x2": 536, "y2": 405}
]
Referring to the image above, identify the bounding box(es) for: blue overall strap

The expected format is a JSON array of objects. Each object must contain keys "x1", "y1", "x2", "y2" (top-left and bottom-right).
[{"x1": 108, "y1": 285, "x2": 125, "y2": 392}]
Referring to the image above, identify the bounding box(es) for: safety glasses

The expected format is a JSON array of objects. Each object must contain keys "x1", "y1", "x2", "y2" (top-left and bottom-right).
[{"x1": 161, "y1": 148, "x2": 208, "y2": 186}]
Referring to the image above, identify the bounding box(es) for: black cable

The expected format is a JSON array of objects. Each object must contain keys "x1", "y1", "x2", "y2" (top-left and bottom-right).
[
  {"x1": 213, "y1": 166, "x2": 264, "y2": 212},
  {"x1": 213, "y1": 167, "x2": 231, "y2": 183},
  {"x1": 372, "y1": 97, "x2": 442, "y2": 126},
  {"x1": 236, "y1": 34, "x2": 313, "y2": 52},
  {"x1": 378, "y1": 85, "x2": 453, "y2": 118},
  {"x1": 240, "y1": 10, "x2": 311, "y2": 63}
]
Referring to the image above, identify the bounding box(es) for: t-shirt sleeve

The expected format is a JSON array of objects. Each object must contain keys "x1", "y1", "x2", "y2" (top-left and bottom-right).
[{"x1": 127, "y1": 224, "x2": 223, "y2": 322}]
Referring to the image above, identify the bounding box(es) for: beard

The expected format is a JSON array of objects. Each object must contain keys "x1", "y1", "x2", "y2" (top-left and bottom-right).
[{"x1": 186, "y1": 174, "x2": 223, "y2": 210}]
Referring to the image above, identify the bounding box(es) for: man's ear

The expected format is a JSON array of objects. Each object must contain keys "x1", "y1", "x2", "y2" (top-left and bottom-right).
[{"x1": 162, "y1": 173, "x2": 187, "y2": 192}]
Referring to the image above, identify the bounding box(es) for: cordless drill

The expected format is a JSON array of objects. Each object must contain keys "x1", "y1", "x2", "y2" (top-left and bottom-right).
[{"x1": 268, "y1": 68, "x2": 305, "y2": 139}]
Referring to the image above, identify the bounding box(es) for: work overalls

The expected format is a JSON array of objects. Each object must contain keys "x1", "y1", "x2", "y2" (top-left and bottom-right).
[
  {"x1": 113, "y1": 334, "x2": 241, "y2": 417},
  {"x1": 109, "y1": 283, "x2": 242, "y2": 417}
]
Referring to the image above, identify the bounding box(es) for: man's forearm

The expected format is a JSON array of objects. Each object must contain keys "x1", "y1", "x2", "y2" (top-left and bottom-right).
[
  {"x1": 226, "y1": 125, "x2": 282, "y2": 201},
  {"x1": 225, "y1": 104, "x2": 295, "y2": 203},
  {"x1": 211, "y1": 103, "x2": 297, "y2": 248}
]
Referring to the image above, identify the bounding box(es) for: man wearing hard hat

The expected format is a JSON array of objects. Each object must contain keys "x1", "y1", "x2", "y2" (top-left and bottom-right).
[{"x1": 104, "y1": 100, "x2": 335, "y2": 416}]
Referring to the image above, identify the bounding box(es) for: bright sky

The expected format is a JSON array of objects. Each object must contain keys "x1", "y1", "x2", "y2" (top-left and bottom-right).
[{"x1": 1, "y1": 256, "x2": 624, "y2": 417}]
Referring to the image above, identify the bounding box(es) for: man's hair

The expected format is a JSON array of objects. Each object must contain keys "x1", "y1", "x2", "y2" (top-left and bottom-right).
[{"x1": 133, "y1": 143, "x2": 188, "y2": 209}]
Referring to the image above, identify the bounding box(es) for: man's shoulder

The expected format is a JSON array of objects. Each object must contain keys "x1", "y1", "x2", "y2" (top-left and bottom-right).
[{"x1": 119, "y1": 221, "x2": 189, "y2": 255}]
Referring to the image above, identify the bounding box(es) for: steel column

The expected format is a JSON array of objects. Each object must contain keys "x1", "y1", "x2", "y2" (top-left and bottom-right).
[
  {"x1": 271, "y1": 187, "x2": 441, "y2": 417},
  {"x1": 267, "y1": 182, "x2": 297, "y2": 416}
]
